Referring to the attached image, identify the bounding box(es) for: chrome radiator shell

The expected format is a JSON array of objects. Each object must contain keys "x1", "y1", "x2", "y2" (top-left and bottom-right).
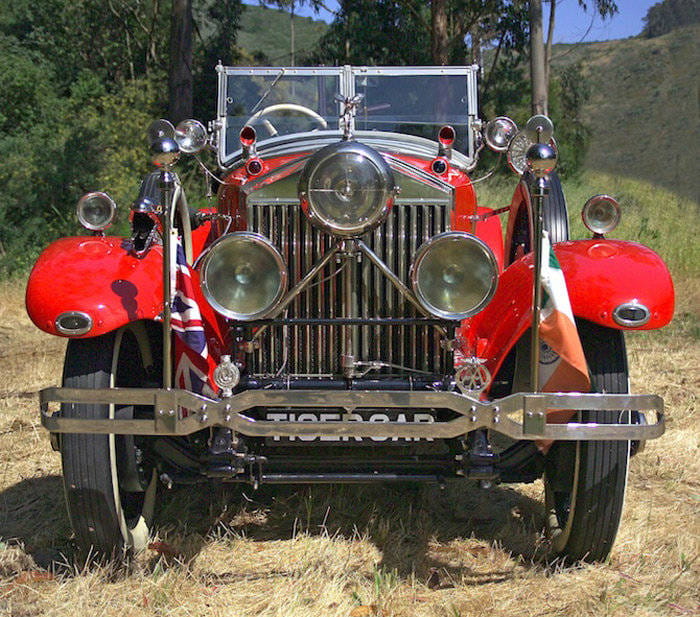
[{"x1": 247, "y1": 201, "x2": 451, "y2": 377}]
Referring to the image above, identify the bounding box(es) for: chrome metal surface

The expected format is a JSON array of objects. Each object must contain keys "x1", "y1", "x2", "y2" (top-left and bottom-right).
[
  {"x1": 529, "y1": 176, "x2": 547, "y2": 393},
  {"x1": 223, "y1": 132, "x2": 476, "y2": 172},
  {"x1": 247, "y1": 201, "x2": 451, "y2": 377},
  {"x1": 483, "y1": 117, "x2": 517, "y2": 152},
  {"x1": 199, "y1": 232, "x2": 288, "y2": 320},
  {"x1": 613, "y1": 301, "x2": 651, "y2": 328},
  {"x1": 151, "y1": 137, "x2": 180, "y2": 168},
  {"x1": 410, "y1": 231, "x2": 498, "y2": 320},
  {"x1": 55, "y1": 311, "x2": 93, "y2": 336},
  {"x1": 174, "y1": 119, "x2": 208, "y2": 154},
  {"x1": 582, "y1": 194, "x2": 622, "y2": 235},
  {"x1": 159, "y1": 170, "x2": 176, "y2": 390},
  {"x1": 76, "y1": 192, "x2": 117, "y2": 231},
  {"x1": 40, "y1": 386, "x2": 665, "y2": 442},
  {"x1": 297, "y1": 141, "x2": 397, "y2": 237},
  {"x1": 523, "y1": 114, "x2": 554, "y2": 143},
  {"x1": 526, "y1": 143, "x2": 558, "y2": 177}
]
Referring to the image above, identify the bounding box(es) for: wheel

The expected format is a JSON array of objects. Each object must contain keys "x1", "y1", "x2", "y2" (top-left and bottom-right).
[
  {"x1": 245, "y1": 103, "x2": 328, "y2": 136},
  {"x1": 541, "y1": 171, "x2": 569, "y2": 245},
  {"x1": 507, "y1": 170, "x2": 569, "y2": 264},
  {"x1": 60, "y1": 322, "x2": 161, "y2": 558},
  {"x1": 544, "y1": 319, "x2": 630, "y2": 562}
]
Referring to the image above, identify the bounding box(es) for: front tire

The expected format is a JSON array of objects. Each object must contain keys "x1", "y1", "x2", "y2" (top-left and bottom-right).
[
  {"x1": 507, "y1": 170, "x2": 569, "y2": 265},
  {"x1": 61, "y1": 322, "x2": 160, "y2": 558},
  {"x1": 545, "y1": 320, "x2": 630, "y2": 562}
]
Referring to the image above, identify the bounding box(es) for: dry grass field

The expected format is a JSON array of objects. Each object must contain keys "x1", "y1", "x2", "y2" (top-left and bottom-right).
[{"x1": 0, "y1": 270, "x2": 698, "y2": 616}]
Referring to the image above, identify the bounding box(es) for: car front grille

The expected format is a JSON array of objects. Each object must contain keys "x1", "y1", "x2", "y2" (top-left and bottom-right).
[{"x1": 247, "y1": 201, "x2": 451, "y2": 377}]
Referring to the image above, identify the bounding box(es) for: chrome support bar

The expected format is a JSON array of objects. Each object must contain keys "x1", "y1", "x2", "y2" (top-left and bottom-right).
[
  {"x1": 159, "y1": 170, "x2": 176, "y2": 390},
  {"x1": 530, "y1": 175, "x2": 547, "y2": 392},
  {"x1": 340, "y1": 240, "x2": 359, "y2": 378},
  {"x1": 356, "y1": 239, "x2": 447, "y2": 337},
  {"x1": 253, "y1": 242, "x2": 342, "y2": 340},
  {"x1": 40, "y1": 386, "x2": 664, "y2": 442}
]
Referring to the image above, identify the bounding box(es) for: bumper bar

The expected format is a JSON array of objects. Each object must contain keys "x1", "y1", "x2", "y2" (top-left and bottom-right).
[{"x1": 39, "y1": 386, "x2": 664, "y2": 442}]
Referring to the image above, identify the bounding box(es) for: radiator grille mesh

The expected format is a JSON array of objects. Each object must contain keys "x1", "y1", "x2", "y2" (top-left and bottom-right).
[{"x1": 247, "y1": 202, "x2": 451, "y2": 377}]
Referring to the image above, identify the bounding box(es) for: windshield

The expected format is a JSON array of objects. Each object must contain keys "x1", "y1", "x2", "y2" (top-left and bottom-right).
[{"x1": 217, "y1": 66, "x2": 479, "y2": 166}]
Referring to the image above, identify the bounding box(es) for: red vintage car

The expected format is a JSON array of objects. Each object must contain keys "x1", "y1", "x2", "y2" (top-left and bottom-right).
[{"x1": 26, "y1": 65, "x2": 674, "y2": 562}]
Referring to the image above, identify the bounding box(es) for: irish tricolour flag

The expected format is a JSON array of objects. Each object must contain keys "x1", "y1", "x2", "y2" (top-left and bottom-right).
[{"x1": 536, "y1": 232, "x2": 590, "y2": 451}]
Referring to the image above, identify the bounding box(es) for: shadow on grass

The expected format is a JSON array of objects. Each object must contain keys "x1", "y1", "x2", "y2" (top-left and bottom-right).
[
  {"x1": 0, "y1": 475, "x2": 72, "y2": 569},
  {"x1": 155, "y1": 478, "x2": 548, "y2": 584},
  {"x1": 0, "y1": 474, "x2": 547, "y2": 583}
]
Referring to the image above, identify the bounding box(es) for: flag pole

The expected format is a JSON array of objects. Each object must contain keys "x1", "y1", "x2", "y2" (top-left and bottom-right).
[
  {"x1": 151, "y1": 137, "x2": 181, "y2": 391},
  {"x1": 526, "y1": 139, "x2": 558, "y2": 393}
]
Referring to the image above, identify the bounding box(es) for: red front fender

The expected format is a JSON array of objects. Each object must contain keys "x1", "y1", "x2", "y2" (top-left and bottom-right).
[
  {"x1": 26, "y1": 237, "x2": 164, "y2": 337},
  {"x1": 467, "y1": 238, "x2": 674, "y2": 380}
]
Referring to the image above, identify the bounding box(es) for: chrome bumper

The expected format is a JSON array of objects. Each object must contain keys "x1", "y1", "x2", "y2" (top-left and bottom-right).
[{"x1": 39, "y1": 387, "x2": 664, "y2": 441}]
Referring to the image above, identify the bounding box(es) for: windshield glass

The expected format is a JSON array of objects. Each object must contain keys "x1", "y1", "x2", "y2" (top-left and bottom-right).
[
  {"x1": 218, "y1": 66, "x2": 477, "y2": 165},
  {"x1": 353, "y1": 73, "x2": 470, "y2": 149}
]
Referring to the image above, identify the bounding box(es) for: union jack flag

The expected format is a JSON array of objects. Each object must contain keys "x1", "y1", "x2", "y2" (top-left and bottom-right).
[{"x1": 172, "y1": 240, "x2": 216, "y2": 397}]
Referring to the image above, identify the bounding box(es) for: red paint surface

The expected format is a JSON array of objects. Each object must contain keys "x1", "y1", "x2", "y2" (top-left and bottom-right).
[
  {"x1": 26, "y1": 237, "x2": 164, "y2": 337},
  {"x1": 467, "y1": 239, "x2": 674, "y2": 382}
]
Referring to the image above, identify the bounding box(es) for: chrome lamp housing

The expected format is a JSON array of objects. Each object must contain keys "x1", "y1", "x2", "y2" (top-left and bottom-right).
[
  {"x1": 76, "y1": 191, "x2": 117, "y2": 231},
  {"x1": 411, "y1": 232, "x2": 498, "y2": 320},
  {"x1": 199, "y1": 232, "x2": 288, "y2": 321},
  {"x1": 298, "y1": 141, "x2": 397, "y2": 237}
]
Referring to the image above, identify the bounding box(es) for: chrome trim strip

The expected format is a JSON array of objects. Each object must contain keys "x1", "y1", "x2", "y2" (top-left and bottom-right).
[
  {"x1": 41, "y1": 386, "x2": 664, "y2": 441},
  {"x1": 223, "y1": 131, "x2": 475, "y2": 171}
]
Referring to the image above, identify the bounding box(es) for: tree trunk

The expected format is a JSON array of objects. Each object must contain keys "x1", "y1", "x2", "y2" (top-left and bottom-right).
[
  {"x1": 529, "y1": 0, "x2": 547, "y2": 115},
  {"x1": 544, "y1": 0, "x2": 556, "y2": 89},
  {"x1": 290, "y1": 1, "x2": 295, "y2": 66},
  {"x1": 168, "y1": 0, "x2": 193, "y2": 124},
  {"x1": 431, "y1": 0, "x2": 449, "y2": 65}
]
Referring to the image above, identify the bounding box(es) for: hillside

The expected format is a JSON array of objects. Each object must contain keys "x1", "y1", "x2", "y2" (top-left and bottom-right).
[
  {"x1": 552, "y1": 24, "x2": 699, "y2": 204},
  {"x1": 233, "y1": 11, "x2": 699, "y2": 203},
  {"x1": 237, "y1": 3, "x2": 328, "y2": 65}
]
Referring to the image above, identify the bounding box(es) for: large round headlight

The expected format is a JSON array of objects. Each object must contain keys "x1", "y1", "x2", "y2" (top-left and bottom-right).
[
  {"x1": 298, "y1": 142, "x2": 396, "y2": 237},
  {"x1": 411, "y1": 232, "x2": 498, "y2": 320},
  {"x1": 77, "y1": 192, "x2": 117, "y2": 231},
  {"x1": 200, "y1": 233, "x2": 287, "y2": 321}
]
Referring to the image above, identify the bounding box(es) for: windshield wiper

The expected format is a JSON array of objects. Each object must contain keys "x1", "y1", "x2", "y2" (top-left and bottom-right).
[{"x1": 250, "y1": 68, "x2": 286, "y2": 115}]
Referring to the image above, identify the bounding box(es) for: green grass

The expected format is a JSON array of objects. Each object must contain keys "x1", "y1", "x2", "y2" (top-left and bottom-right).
[{"x1": 476, "y1": 169, "x2": 699, "y2": 281}]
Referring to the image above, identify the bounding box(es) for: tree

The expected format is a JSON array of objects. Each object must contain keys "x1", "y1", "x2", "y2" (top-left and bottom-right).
[
  {"x1": 312, "y1": 0, "x2": 529, "y2": 102},
  {"x1": 643, "y1": 0, "x2": 700, "y2": 38},
  {"x1": 191, "y1": 0, "x2": 243, "y2": 121},
  {"x1": 529, "y1": 0, "x2": 617, "y2": 115},
  {"x1": 529, "y1": 0, "x2": 547, "y2": 114},
  {"x1": 169, "y1": 0, "x2": 193, "y2": 124}
]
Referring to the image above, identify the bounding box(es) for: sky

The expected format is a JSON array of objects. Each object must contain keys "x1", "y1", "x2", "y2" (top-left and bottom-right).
[{"x1": 244, "y1": 0, "x2": 661, "y2": 43}]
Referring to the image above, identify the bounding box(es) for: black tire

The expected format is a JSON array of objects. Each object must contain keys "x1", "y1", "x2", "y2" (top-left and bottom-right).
[
  {"x1": 61, "y1": 322, "x2": 160, "y2": 558},
  {"x1": 542, "y1": 171, "x2": 569, "y2": 244},
  {"x1": 545, "y1": 319, "x2": 630, "y2": 562},
  {"x1": 508, "y1": 170, "x2": 569, "y2": 264}
]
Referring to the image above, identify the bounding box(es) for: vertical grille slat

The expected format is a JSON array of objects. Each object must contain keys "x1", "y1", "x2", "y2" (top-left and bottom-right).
[{"x1": 247, "y1": 201, "x2": 450, "y2": 377}]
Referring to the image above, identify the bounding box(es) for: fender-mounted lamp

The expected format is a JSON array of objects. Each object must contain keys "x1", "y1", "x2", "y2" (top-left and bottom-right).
[{"x1": 582, "y1": 194, "x2": 621, "y2": 237}]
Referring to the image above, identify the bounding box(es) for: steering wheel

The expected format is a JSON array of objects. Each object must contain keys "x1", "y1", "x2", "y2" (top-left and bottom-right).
[{"x1": 245, "y1": 103, "x2": 328, "y2": 137}]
